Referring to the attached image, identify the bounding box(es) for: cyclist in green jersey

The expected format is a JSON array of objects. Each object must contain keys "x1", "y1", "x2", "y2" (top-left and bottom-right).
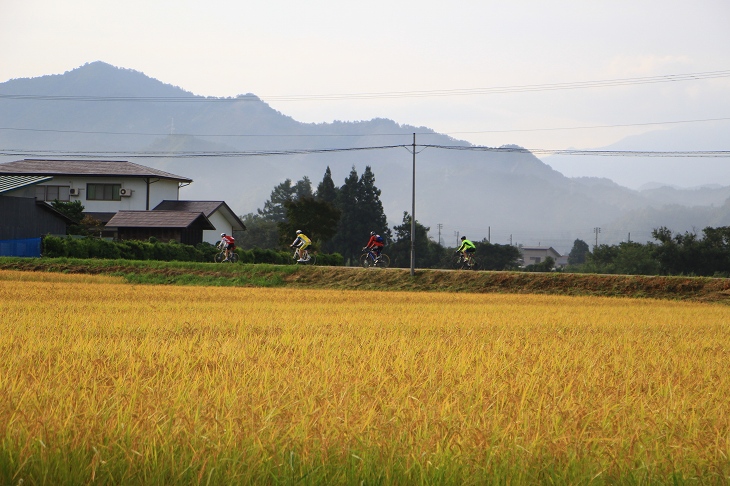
[{"x1": 456, "y1": 236, "x2": 476, "y2": 265}]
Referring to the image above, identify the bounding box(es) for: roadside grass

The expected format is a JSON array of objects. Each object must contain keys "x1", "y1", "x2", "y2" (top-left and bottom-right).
[{"x1": 1, "y1": 256, "x2": 730, "y2": 303}]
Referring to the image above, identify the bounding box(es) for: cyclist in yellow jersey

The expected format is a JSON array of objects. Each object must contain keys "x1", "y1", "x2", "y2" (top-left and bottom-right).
[{"x1": 290, "y1": 230, "x2": 312, "y2": 262}]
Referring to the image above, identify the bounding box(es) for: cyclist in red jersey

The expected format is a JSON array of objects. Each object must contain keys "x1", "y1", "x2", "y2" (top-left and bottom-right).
[{"x1": 364, "y1": 231, "x2": 385, "y2": 259}]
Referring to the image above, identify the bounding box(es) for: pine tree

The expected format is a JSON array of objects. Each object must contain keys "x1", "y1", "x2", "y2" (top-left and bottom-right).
[
  {"x1": 358, "y1": 166, "x2": 391, "y2": 243},
  {"x1": 330, "y1": 166, "x2": 362, "y2": 264},
  {"x1": 316, "y1": 167, "x2": 338, "y2": 204},
  {"x1": 257, "y1": 179, "x2": 295, "y2": 223}
]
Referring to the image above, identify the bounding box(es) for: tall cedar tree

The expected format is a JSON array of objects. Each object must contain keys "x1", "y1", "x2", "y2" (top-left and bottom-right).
[
  {"x1": 279, "y1": 197, "x2": 341, "y2": 249},
  {"x1": 358, "y1": 166, "x2": 392, "y2": 243},
  {"x1": 330, "y1": 167, "x2": 362, "y2": 264},
  {"x1": 316, "y1": 166, "x2": 338, "y2": 205},
  {"x1": 315, "y1": 167, "x2": 340, "y2": 253}
]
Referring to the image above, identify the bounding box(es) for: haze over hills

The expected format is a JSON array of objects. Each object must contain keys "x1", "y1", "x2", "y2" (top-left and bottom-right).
[{"x1": 1, "y1": 61, "x2": 728, "y2": 253}]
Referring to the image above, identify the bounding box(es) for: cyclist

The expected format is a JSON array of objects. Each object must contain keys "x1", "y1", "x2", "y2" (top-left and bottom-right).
[
  {"x1": 363, "y1": 231, "x2": 385, "y2": 260},
  {"x1": 456, "y1": 236, "x2": 476, "y2": 266},
  {"x1": 290, "y1": 230, "x2": 312, "y2": 262},
  {"x1": 218, "y1": 233, "x2": 236, "y2": 261}
]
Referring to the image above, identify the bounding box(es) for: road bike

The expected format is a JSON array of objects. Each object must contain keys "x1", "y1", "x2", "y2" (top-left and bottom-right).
[
  {"x1": 454, "y1": 252, "x2": 478, "y2": 270},
  {"x1": 292, "y1": 247, "x2": 317, "y2": 265},
  {"x1": 360, "y1": 248, "x2": 390, "y2": 268},
  {"x1": 214, "y1": 248, "x2": 239, "y2": 263}
]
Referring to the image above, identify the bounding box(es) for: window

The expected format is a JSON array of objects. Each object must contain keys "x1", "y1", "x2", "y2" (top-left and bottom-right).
[
  {"x1": 35, "y1": 185, "x2": 70, "y2": 201},
  {"x1": 87, "y1": 183, "x2": 121, "y2": 201}
]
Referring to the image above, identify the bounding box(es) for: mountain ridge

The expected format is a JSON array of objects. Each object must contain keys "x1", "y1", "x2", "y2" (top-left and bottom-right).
[{"x1": 1, "y1": 61, "x2": 727, "y2": 252}]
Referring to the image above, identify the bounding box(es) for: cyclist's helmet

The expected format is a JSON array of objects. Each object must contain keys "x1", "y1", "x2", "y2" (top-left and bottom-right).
[
  {"x1": 461, "y1": 236, "x2": 466, "y2": 240},
  {"x1": 370, "y1": 231, "x2": 375, "y2": 236},
  {"x1": 221, "y1": 233, "x2": 226, "y2": 237},
  {"x1": 296, "y1": 230, "x2": 302, "y2": 235}
]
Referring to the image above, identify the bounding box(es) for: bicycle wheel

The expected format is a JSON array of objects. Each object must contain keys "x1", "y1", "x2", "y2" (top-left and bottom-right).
[
  {"x1": 359, "y1": 253, "x2": 371, "y2": 268},
  {"x1": 229, "y1": 252, "x2": 240, "y2": 263},
  {"x1": 214, "y1": 252, "x2": 225, "y2": 263},
  {"x1": 374, "y1": 253, "x2": 390, "y2": 268},
  {"x1": 454, "y1": 256, "x2": 466, "y2": 270},
  {"x1": 466, "y1": 257, "x2": 478, "y2": 270}
]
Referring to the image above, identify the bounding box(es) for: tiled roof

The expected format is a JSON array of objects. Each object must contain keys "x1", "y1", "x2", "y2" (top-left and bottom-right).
[
  {"x1": 154, "y1": 200, "x2": 246, "y2": 231},
  {"x1": 0, "y1": 159, "x2": 192, "y2": 182},
  {"x1": 0, "y1": 175, "x2": 53, "y2": 193},
  {"x1": 106, "y1": 210, "x2": 215, "y2": 229},
  {"x1": 153, "y1": 200, "x2": 224, "y2": 216}
]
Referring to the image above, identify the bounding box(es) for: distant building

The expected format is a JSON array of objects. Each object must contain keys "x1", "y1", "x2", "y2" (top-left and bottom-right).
[{"x1": 520, "y1": 246, "x2": 563, "y2": 268}]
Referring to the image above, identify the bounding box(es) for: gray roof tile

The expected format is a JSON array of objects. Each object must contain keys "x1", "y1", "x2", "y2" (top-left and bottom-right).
[
  {"x1": 106, "y1": 210, "x2": 215, "y2": 229},
  {"x1": 0, "y1": 159, "x2": 192, "y2": 182}
]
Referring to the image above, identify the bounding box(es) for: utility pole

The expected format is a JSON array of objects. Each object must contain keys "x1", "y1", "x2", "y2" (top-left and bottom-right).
[
  {"x1": 437, "y1": 223, "x2": 443, "y2": 246},
  {"x1": 594, "y1": 227, "x2": 601, "y2": 248},
  {"x1": 488, "y1": 226, "x2": 491, "y2": 243},
  {"x1": 410, "y1": 133, "x2": 416, "y2": 277},
  {"x1": 454, "y1": 231, "x2": 459, "y2": 247}
]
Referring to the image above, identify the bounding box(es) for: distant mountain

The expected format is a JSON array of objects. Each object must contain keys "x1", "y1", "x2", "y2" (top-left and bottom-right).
[
  {"x1": 2, "y1": 61, "x2": 729, "y2": 253},
  {"x1": 543, "y1": 123, "x2": 730, "y2": 190}
]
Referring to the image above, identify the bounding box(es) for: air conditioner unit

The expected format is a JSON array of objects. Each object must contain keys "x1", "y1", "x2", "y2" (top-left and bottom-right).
[
  {"x1": 119, "y1": 188, "x2": 132, "y2": 197},
  {"x1": 69, "y1": 188, "x2": 80, "y2": 196}
]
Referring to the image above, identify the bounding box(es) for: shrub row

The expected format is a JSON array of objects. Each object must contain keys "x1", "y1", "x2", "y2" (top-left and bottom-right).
[{"x1": 41, "y1": 236, "x2": 344, "y2": 266}]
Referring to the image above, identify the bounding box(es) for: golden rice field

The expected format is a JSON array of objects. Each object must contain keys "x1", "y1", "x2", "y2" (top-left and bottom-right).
[{"x1": 1, "y1": 269, "x2": 729, "y2": 484}]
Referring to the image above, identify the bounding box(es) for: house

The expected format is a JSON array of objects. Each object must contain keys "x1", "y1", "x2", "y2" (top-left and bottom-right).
[
  {"x1": 0, "y1": 159, "x2": 244, "y2": 245},
  {"x1": 153, "y1": 200, "x2": 245, "y2": 245},
  {"x1": 0, "y1": 159, "x2": 193, "y2": 223},
  {"x1": 105, "y1": 210, "x2": 215, "y2": 246},
  {"x1": 519, "y1": 246, "x2": 563, "y2": 267}
]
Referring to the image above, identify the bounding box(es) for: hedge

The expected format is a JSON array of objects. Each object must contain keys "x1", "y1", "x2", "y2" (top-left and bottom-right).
[{"x1": 41, "y1": 236, "x2": 344, "y2": 266}]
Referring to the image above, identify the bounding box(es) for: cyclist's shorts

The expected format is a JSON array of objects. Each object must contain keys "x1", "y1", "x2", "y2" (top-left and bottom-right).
[
  {"x1": 465, "y1": 247, "x2": 475, "y2": 253},
  {"x1": 300, "y1": 241, "x2": 310, "y2": 251}
]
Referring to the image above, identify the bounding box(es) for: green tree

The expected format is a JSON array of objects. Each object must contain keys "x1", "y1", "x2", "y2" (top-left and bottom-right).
[
  {"x1": 330, "y1": 166, "x2": 363, "y2": 264},
  {"x1": 357, "y1": 166, "x2": 392, "y2": 242},
  {"x1": 389, "y1": 212, "x2": 437, "y2": 268},
  {"x1": 237, "y1": 213, "x2": 279, "y2": 250},
  {"x1": 258, "y1": 179, "x2": 296, "y2": 223},
  {"x1": 567, "y1": 239, "x2": 590, "y2": 265},
  {"x1": 51, "y1": 200, "x2": 84, "y2": 222},
  {"x1": 474, "y1": 240, "x2": 521, "y2": 271},
  {"x1": 523, "y1": 256, "x2": 556, "y2": 272},
  {"x1": 279, "y1": 197, "x2": 341, "y2": 249},
  {"x1": 315, "y1": 167, "x2": 338, "y2": 205}
]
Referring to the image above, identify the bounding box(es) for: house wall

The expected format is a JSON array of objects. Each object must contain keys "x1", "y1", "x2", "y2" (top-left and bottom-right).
[
  {"x1": 0, "y1": 196, "x2": 68, "y2": 240},
  {"x1": 203, "y1": 211, "x2": 233, "y2": 245},
  {"x1": 4, "y1": 177, "x2": 180, "y2": 212}
]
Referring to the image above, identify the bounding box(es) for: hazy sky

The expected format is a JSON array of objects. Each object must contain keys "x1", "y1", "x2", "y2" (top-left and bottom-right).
[{"x1": 2, "y1": 1, "x2": 729, "y2": 155}]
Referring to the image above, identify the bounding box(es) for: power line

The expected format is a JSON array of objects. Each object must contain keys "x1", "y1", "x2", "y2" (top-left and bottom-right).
[
  {"x1": 1, "y1": 70, "x2": 728, "y2": 103},
  {"x1": 2, "y1": 145, "x2": 729, "y2": 159},
  {"x1": 2, "y1": 116, "x2": 728, "y2": 138}
]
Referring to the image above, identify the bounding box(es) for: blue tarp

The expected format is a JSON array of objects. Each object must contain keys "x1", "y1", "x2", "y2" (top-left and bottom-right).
[{"x1": 0, "y1": 237, "x2": 42, "y2": 257}]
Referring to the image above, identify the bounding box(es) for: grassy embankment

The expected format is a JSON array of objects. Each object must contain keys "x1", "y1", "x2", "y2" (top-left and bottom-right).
[{"x1": 1, "y1": 256, "x2": 730, "y2": 303}]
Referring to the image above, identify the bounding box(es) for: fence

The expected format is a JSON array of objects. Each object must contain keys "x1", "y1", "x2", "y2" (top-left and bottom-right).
[{"x1": 0, "y1": 237, "x2": 42, "y2": 257}]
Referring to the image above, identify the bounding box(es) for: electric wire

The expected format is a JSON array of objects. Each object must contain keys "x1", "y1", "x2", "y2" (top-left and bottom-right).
[
  {"x1": 1, "y1": 115, "x2": 728, "y2": 138},
  {"x1": 2, "y1": 146, "x2": 729, "y2": 159}
]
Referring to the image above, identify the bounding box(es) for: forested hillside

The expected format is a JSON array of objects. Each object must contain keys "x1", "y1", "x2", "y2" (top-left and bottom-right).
[{"x1": 2, "y1": 61, "x2": 728, "y2": 252}]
